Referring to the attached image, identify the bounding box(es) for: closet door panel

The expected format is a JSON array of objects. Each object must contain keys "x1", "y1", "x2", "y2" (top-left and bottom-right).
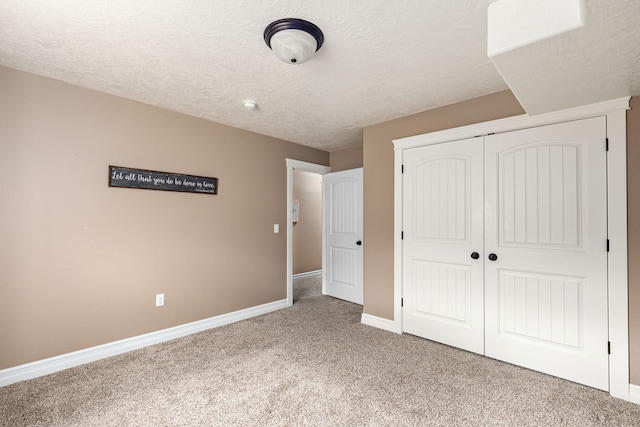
[
  {"x1": 484, "y1": 116, "x2": 609, "y2": 391},
  {"x1": 402, "y1": 138, "x2": 485, "y2": 354}
]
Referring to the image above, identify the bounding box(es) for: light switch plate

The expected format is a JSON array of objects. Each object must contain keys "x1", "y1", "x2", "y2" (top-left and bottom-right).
[{"x1": 273, "y1": 224, "x2": 279, "y2": 233}]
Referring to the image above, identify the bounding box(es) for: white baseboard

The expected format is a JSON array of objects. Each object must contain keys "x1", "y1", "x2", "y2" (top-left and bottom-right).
[
  {"x1": 0, "y1": 298, "x2": 288, "y2": 387},
  {"x1": 630, "y1": 384, "x2": 640, "y2": 404},
  {"x1": 361, "y1": 313, "x2": 401, "y2": 334},
  {"x1": 293, "y1": 270, "x2": 321, "y2": 279}
]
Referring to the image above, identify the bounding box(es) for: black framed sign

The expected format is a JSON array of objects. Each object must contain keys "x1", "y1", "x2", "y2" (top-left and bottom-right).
[{"x1": 109, "y1": 166, "x2": 218, "y2": 195}]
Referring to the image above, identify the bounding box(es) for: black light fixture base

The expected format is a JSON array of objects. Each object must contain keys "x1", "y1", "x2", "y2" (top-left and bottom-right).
[{"x1": 264, "y1": 18, "x2": 324, "y2": 52}]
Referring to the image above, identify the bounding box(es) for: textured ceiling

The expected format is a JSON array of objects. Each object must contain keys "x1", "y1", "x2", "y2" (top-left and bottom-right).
[
  {"x1": 489, "y1": 0, "x2": 640, "y2": 115},
  {"x1": 0, "y1": 1, "x2": 638, "y2": 152}
]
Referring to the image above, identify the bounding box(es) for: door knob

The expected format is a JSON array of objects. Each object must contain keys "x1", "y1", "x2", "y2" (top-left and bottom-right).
[
  {"x1": 356, "y1": 240, "x2": 362, "y2": 246},
  {"x1": 470, "y1": 252, "x2": 480, "y2": 259},
  {"x1": 488, "y1": 253, "x2": 498, "y2": 261}
]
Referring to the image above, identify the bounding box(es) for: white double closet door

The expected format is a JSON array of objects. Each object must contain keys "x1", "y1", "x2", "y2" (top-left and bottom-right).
[{"x1": 402, "y1": 117, "x2": 609, "y2": 390}]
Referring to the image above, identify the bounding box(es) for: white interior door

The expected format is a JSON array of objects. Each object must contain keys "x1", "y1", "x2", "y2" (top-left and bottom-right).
[
  {"x1": 484, "y1": 117, "x2": 609, "y2": 390},
  {"x1": 402, "y1": 138, "x2": 485, "y2": 354},
  {"x1": 323, "y1": 168, "x2": 363, "y2": 305}
]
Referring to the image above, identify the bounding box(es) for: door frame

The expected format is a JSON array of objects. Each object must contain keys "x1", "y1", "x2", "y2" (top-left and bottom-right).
[
  {"x1": 392, "y1": 97, "x2": 630, "y2": 401},
  {"x1": 285, "y1": 159, "x2": 331, "y2": 307}
]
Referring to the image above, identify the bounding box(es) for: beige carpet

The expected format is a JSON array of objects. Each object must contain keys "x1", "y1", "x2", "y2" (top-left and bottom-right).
[{"x1": 2, "y1": 275, "x2": 640, "y2": 426}]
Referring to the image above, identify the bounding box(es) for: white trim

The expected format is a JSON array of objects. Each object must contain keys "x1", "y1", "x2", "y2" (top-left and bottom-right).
[
  {"x1": 0, "y1": 299, "x2": 288, "y2": 387},
  {"x1": 630, "y1": 384, "x2": 640, "y2": 405},
  {"x1": 394, "y1": 97, "x2": 630, "y2": 150},
  {"x1": 606, "y1": 108, "x2": 630, "y2": 401},
  {"x1": 361, "y1": 313, "x2": 401, "y2": 334},
  {"x1": 390, "y1": 97, "x2": 631, "y2": 402},
  {"x1": 293, "y1": 270, "x2": 322, "y2": 279},
  {"x1": 285, "y1": 159, "x2": 331, "y2": 307},
  {"x1": 393, "y1": 144, "x2": 404, "y2": 335}
]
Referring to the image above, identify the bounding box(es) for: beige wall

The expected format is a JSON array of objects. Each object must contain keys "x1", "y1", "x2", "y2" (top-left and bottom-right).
[
  {"x1": 628, "y1": 97, "x2": 640, "y2": 385},
  {"x1": 0, "y1": 67, "x2": 329, "y2": 369},
  {"x1": 292, "y1": 170, "x2": 323, "y2": 274},
  {"x1": 2, "y1": 63, "x2": 638, "y2": 386},
  {"x1": 330, "y1": 146, "x2": 363, "y2": 172}
]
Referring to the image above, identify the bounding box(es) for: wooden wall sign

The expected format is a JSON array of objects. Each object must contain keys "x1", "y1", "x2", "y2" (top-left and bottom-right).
[{"x1": 109, "y1": 166, "x2": 218, "y2": 195}]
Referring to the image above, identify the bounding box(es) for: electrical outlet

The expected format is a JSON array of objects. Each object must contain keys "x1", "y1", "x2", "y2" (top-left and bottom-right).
[{"x1": 155, "y1": 293, "x2": 164, "y2": 307}]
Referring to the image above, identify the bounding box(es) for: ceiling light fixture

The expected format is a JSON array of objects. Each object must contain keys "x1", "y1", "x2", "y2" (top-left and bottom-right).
[{"x1": 264, "y1": 18, "x2": 324, "y2": 65}]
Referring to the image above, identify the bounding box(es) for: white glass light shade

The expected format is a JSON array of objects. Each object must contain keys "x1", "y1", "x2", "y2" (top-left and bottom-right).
[{"x1": 269, "y1": 29, "x2": 318, "y2": 64}]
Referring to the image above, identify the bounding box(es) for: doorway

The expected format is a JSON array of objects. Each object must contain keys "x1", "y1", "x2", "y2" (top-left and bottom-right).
[
  {"x1": 292, "y1": 169, "x2": 323, "y2": 278},
  {"x1": 402, "y1": 117, "x2": 609, "y2": 390},
  {"x1": 286, "y1": 159, "x2": 330, "y2": 307}
]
